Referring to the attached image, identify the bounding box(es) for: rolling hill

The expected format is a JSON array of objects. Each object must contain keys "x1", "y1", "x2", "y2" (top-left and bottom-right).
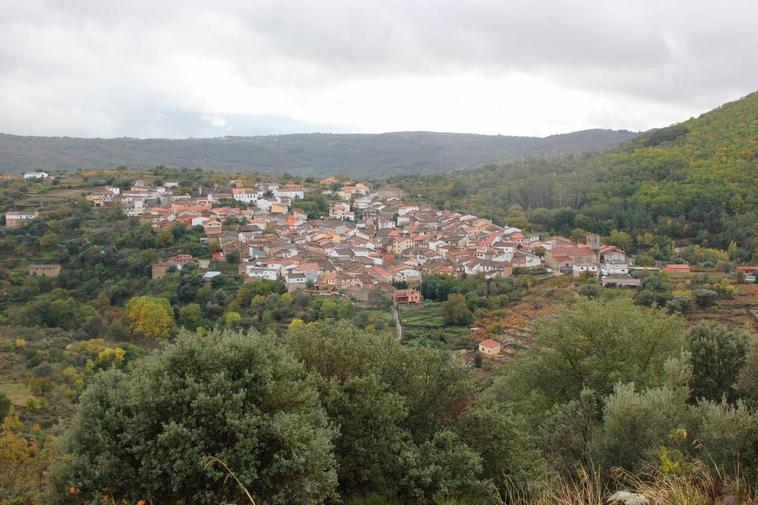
[
  {"x1": 390, "y1": 91, "x2": 758, "y2": 257},
  {"x1": 0, "y1": 129, "x2": 637, "y2": 178}
]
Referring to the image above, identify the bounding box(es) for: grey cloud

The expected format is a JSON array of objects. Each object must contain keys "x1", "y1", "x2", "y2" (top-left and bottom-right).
[{"x1": 0, "y1": 0, "x2": 756, "y2": 137}]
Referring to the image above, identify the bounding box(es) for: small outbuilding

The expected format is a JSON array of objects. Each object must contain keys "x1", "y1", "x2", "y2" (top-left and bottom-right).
[{"x1": 478, "y1": 339, "x2": 502, "y2": 356}]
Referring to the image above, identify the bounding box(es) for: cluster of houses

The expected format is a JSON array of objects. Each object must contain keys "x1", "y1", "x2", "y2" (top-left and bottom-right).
[
  {"x1": 6, "y1": 173, "x2": 645, "y2": 311},
  {"x1": 81, "y1": 178, "x2": 311, "y2": 219},
  {"x1": 543, "y1": 234, "x2": 640, "y2": 287},
  {"x1": 111, "y1": 176, "x2": 640, "y2": 305}
]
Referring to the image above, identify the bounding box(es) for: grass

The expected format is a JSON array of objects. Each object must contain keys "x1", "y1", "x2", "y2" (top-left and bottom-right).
[
  {"x1": 11, "y1": 185, "x2": 86, "y2": 212},
  {"x1": 0, "y1": 381, "x2": 31, "y2": 406},
  {"x1": 398, "y1": 301, "x2": 471, "y2": 349},
  {"x1": 344, "y1": 465, "x2": 758, "y2": 505}
]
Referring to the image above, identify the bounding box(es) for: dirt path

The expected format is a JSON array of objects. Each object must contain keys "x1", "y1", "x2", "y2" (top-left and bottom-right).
[{"x1": 391, "y1": 305, "x2": 402, "y2": 342}]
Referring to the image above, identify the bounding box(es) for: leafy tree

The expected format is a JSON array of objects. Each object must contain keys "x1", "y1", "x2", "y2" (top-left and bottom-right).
[
  {"x1": 398, "y1": 430, "x2": 485, "y2": 502},
  {"x1": 225, "y1": 250, "x2": 240, "y2": 264},
  {"x1": 633, "y1": 273, "x2": 672, "y2": 307},
  {"x1": 155, "y1": 229, "x2": 173, "y2": 248},
  {"x1": 666, "y1": 296, "x2": 692, "y2": 315},
  {"x1": 737, "y1": 341, "x2": 758, "y2": 405},
  {"x1": 40, "y1": 231, "x2": 60, "y2": 251},
  {"x1": 51, "y1": 330, "x2": 337, "y2": 505},
  {"x1": 607, "y1": 230, "x2": 632, "y2": 251},
  {"x1": 442, "y1": 293, "x2": 474, "y2": 326},
  {"x1": 495, "y1": 299, "x2": 686, "y2": 408},
  {"x1": 590, "y1": 383, "x2": 690, "y2": 473},
  {"x1": 1, "y1": 421, "x2": 60, "y2": 505},
  {"x1": 8, "y1": 289, "x2": 97, "y2": 331},
  {"x1": 125, "y1": 295, "x2": 175, "y2": 339},
  {"x1": 538, "y1": 388, "x2": 599, "y2": 475},
  {"x1": 0, "y1": 392, "x2": 10, "y2": 422},
  {"x1": 284, "y1": 322, "x2": 501, "y2": 501},
  {"x1": 693, "y1": 289, "x2": 718, "y2": 308},
  {"x1": 692, "y1": 400, "x2": 758, "y2": 474},
  {"x1": 178, "y1": 303, "x2": 204, "y2": 330},
  {"x1": 579, "y1": 284, "x2": 600, "y2": 299},
  {"x1": 452, "y1": 403, "x2": 540, "y2": 489},
  {"x1": 688, "y1": 323, "x2": 748, "y2": 402},
  {"x1": 223, "y1": 311, "x2": 242, "y2": 328}
]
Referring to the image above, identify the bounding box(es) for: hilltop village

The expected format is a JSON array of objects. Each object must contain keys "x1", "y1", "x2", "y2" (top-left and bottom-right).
[
  {"x1": 75, "y1": 174, "x2": 639, "y2": 302},
  {"x1": 12, "y1": 168, "x2": 753, "y2": 367}
]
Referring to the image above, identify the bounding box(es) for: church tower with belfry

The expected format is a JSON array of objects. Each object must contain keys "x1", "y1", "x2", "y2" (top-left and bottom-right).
[{"x1": 586, "y1": 233, "x2": 601, "y2": 264}]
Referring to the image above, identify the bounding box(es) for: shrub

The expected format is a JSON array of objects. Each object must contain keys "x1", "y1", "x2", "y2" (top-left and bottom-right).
[
  {"x1": 693, "y1": 289, "x2": 718, "y2": 308},
  {"x1": 51, "y1": 330, "x2": 337, "y2": 505}
]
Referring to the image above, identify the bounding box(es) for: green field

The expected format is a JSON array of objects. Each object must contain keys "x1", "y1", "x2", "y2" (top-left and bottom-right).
[
  {"x1": 0, "y1": 381, "x2": 31, "y2": 407},
  {"x1": 398, "y1": 301, "x2": 471, "y2": 350}
]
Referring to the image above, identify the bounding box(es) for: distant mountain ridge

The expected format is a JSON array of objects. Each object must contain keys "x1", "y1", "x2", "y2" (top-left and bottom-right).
[{"x1": 0, "y1": 129, "x2": 638, "y2": 178}]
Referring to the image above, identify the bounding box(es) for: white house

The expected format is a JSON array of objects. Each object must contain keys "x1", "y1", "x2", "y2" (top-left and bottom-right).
[
  {"x1": 397, "y1": 205, "x2": 419, "y2": 217},
  {"x1": 24, "y1": 172, "x2": 49, "y2": 180},
  {"x1": 602, "y1": 262, "x2": 629, "y2": 276},
  {"x1": 329, "y1": 202, "x2": 353, "y2": 220},
  {"x1": 202, "y1": 271, "x2": 221, "y2": 282},
  {"x1": 392, "y1": 267, "x2": 421, "y2": 284},
  {"x1": 275, "y1": 184, "x2": 305, "y2": 200},
  {"x1": 244, "y1": 265, "x2": 279, "y2": 281},
  {"x1": 572, "y1": 263, "x2": 599, "y2": 276},
  {"x1": 355, "y1": 195, "x2": 374, "y2": 209},
  {"x1": 255, "y1": 198, "x2": 273, "y2": 211},
  {"x1": 377, "y1": 218, "x2": 395, "y2": 230},
  {"x1": 512, "y1": 251, "x2": 542, "y2": 268},
  {"x1": 285, "y1": 272, "x2": 308, "y2": 290},
  {"x1": 232, "y1": 188, "x2": 258, "y2": 204}
]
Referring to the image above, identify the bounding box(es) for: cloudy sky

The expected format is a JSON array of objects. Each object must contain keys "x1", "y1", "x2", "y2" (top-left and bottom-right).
[{"x1": 1, "y1": 0, "x2": 756, "y2": 138}]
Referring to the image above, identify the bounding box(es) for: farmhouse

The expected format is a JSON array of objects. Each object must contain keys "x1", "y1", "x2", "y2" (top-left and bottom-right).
[
  {"x1": 151, "y1": 262, "x2": 173, "y2": 279},
  {"x1": 5, "y1": 211, "x2": 39, "y2": 228},
  {"x1": 478, "y1": 339, "x2": 502, "y2": 355},
  {"x1": 203, "y1": 219, "x2": 223, "y2": 237},
  {"x1": 29, "y1": 264, "x2": 61, "y2": 277},
  {"x1": 544, "y1": 245, "x2": 597, "y2": 270},
  {"x1": 664, "y1": 264, "x2": 691, "y2": 273},
  {"x1": 24, "y1": 171, "x2": 49, "y2": 180},
  {"x1": 393, "y1": 288, "x2": 422, "y2": 304}
]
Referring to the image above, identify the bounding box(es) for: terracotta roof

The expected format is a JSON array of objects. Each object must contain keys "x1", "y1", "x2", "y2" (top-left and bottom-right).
[
  {"x1": 479, "y1": 339, "x2": 500, "y2": 349},
  {"x1": 550, "y1": 246, "x2": 596, "y2": 257}
]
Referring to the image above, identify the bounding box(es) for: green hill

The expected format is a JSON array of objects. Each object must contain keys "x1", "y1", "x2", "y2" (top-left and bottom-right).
[
  {"x1": 0, "y1": 129, "x2": 637, "y2": 178},
  {"x1": 391, "y1": 92, "x2": 758, "y2": 259}
]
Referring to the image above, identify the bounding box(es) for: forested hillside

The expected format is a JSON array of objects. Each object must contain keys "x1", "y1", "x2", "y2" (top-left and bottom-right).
[
  {"x1": 392, "y1": 92, "x2": 758, "y2": 261},
  {"x1": 0, "y1": 129, "x2": 637, "y2": 177}
]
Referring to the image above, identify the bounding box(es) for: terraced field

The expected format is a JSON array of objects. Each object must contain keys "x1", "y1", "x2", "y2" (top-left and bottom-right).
[
  {"x1": 397, "y1": 301, "x2": 471, "y2": 350},
  {"x1": 687, "y1": 283, "x2": 758, "y2": 330}
]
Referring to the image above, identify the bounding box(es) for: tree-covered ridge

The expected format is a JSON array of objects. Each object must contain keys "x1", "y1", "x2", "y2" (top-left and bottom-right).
[
  {"x1": 0, "y1": 129, "x2": 638, "y2": 177},
  {"x1": 391, "y1": 91, "x2": 758, "y2": 261}
]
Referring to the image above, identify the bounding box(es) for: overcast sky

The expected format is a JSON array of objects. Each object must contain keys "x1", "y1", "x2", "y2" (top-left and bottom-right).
[{"x1": 1, "y1": 0, "x2": 756, "y2": 138}]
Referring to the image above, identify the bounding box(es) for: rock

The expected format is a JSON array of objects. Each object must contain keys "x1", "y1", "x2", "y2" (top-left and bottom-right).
[
  {"x1": 718, "y1": 496, "x2": 738, "y2": 505},
  {"x1": 607, "y1": 491, "x2": 656, "y2": 505}
]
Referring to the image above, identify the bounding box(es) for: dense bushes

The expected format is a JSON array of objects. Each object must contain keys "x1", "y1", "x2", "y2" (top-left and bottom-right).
[
  {"x1": 487, "y1": 299, "x2": 758, "y2": 486},
  {"x1": 49, "y1": 303, "x2": 758, "y2": 504},
  {"x1": 51, "y1": 330, "x2": 338, "y2": 505}
]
